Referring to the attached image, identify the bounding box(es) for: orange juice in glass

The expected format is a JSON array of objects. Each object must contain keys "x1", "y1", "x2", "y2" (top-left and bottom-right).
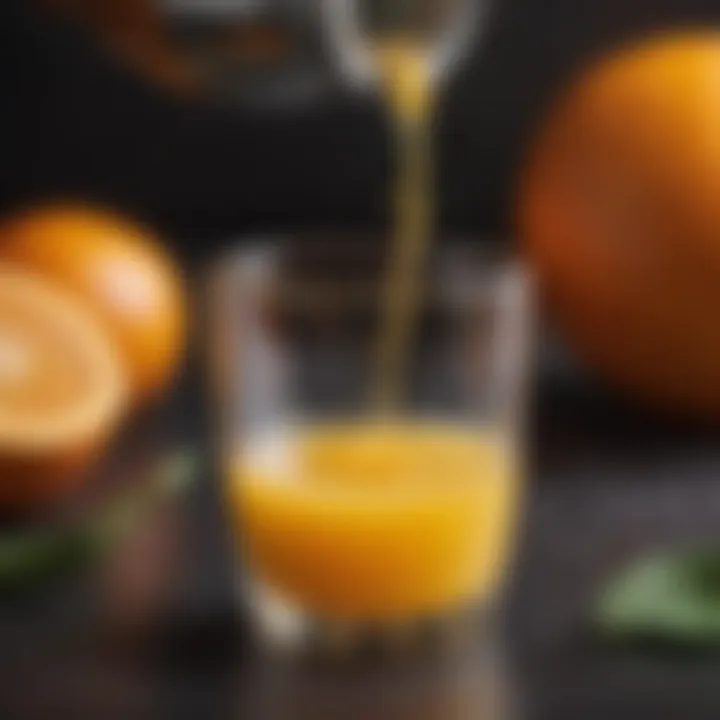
[{"x1": 209, "y1": 239, "x2": 531, "y2": 653}]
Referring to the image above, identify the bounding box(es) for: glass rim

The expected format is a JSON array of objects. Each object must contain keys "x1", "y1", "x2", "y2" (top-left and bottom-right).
[{"x1": 207, "y1": 235, "x2": 532, "y2": 314}]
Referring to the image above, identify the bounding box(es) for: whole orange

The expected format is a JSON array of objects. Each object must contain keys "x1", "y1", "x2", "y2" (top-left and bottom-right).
[
  {"x1": 0, "y1": 205, "x2": 187, "y2": 406},
  {"x1": 518, "y1": 32, "x2": 720, "y2": 417}
]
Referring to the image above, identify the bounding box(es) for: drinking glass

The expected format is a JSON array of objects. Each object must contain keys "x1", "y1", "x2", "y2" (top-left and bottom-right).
[{"x1": 208, "y1": 235, "x2": 532, "y2": 656}]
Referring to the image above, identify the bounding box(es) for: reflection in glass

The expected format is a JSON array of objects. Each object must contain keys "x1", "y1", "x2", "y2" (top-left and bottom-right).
[{"x1": 239, "y1": 639, "x2": 518, "y2": 720}]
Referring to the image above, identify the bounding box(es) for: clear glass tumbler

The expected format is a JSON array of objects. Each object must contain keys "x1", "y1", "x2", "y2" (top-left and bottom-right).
[{"x1": 208, "y1": 235, "x2": 532, "y2": 656}]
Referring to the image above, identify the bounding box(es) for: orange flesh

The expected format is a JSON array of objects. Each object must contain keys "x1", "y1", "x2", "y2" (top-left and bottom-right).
[
  {"x1": 0, "y1": 266, "x2": 126, "y2": 447},
  {"x1": 0, "y1": 298, "x2": 94, "y2": 415}
]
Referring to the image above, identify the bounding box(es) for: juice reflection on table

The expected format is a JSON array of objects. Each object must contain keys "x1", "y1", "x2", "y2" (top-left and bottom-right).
[{"x1": 229, "y1": 421, "x2": 519, "y2": 622}]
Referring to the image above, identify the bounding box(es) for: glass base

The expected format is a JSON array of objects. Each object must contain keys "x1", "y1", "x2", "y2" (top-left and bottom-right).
[
  {"x1": 239, "y1": 612, "x2": 516, "y2": 720},
  {"x1": 241, "y1": 577, "x2": 498, "y2": 662}
]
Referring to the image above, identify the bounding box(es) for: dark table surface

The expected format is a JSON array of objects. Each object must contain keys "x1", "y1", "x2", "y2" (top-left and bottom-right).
[{"x1": 2, "y1": 370, "x2": 720, "y2": 720}]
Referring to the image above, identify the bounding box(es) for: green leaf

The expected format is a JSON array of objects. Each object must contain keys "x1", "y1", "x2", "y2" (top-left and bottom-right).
[
  {"x1": 0, "y1": 448, "x2": 200, "y2": 596},
  {"x1": 597, "y1": 550, "x2": 720, "y2": 646}
]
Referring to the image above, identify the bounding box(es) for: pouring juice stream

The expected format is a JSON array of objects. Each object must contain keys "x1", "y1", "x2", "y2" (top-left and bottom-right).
[{"x1": 372, "y1": 39, "x2": 435, "y2": 409}]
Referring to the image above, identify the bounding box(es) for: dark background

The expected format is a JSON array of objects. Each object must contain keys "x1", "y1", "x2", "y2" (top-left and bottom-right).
[
  {"x1": 2, "y1": 0, "x2": 720, "y2": 265},
  {"x1": 3, "y1": 4, "x2": 720, "y2": 718}
]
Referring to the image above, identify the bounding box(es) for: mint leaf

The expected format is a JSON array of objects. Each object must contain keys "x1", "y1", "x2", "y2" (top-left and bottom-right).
[
  {"x1": 0, "y1": 448, "x2": 199, "y2": 596},
  {"x1": 597, "y1": 551, "x2": 720, "y2": 646}
]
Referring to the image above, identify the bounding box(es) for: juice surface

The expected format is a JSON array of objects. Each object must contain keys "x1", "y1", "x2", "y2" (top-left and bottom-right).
[{"x1": 230, "y1": 422, "x2": 518, "y2": 621}]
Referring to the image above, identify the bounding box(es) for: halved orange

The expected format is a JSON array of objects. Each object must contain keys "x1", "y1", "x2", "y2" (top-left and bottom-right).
[
  {"x1": 0, "y1": 204, "x2": 187, "y2": 406},
  {"x1": 0, "y1": 264, "x2": 128, "y2": 513}
]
